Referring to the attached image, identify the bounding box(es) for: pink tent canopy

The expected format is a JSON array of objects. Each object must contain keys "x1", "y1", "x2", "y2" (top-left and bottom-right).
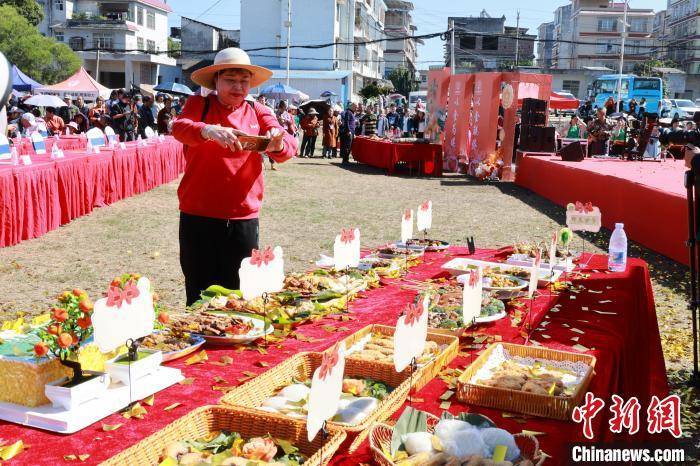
[
  {"x1": 549, "y1": 91, "x2": 580, "y2": 110},
  {"x1": 36, "y1": 67, "x2": 111, "y2": 101}
]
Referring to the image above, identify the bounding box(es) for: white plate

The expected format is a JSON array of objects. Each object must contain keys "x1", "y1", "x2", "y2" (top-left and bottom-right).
[
  {"x1": 474, "y1": 310, "x2": 507, "y2": 323},
  {"x1": 193, "y1": 313, "x2": 273, "y2": 345},
  {"x1": 443, "y1": 258, "x2": 562, "y2": 286},
  {"x1": 395, "y1": 240, "x2": 450, "y2": 251}
]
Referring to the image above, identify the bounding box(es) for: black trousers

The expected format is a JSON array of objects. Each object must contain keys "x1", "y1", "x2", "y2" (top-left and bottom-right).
[
  {"x1": 340, "y1": 132, "x2": 353, "y2": 163},
  {"x1": 179, "y1": 212, "x2": 259, "y2": 306}
]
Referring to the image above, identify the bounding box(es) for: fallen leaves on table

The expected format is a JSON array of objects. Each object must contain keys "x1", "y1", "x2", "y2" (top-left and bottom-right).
[
  {"x1": 63, "y1": 454, "x2": 90, "y2": 462},
  {"x1": 0, "y1": 440, "x2": 24, "y2": 461},
  {"x1": 212, "y1": 385, "x2": 236, "y2": 394},
  {"x1": 210, "y1": 355, "x2": 234, "y2": 366},
  {"x1": 213, "y1": 376, "x2": 227, "y2": 384},
  {"x1": 321, "y1": 325, "x2": 338, "y2": 333},
  {"x1": 142, "y1": 394, "x2": 155, "y2": 406},
  {"x1": 256, "y1": 361, "x2": 270, "y2": 368},
  {"x1": 522, "y1": 430, "x2": 546, "y2": 437},
  {"x1": 439, "y1": 390, "x2": 454, "y2": 401},
  {"x1": 101, "y1": 423, "x2": 123, "y2": 432},
  {"x1": 179, "y1": 377, "x2": 195, "y2": 385},
  {"x1": 439, "y1": 401, "x2": 451, "y2": 410},
  {"x1": 122, "y1": 402, "x2": 148, "y2": 420},
  {"x1": 185, "y1": 350, "x2": 208, "y2": 365},
  {"x1": 163, "y1": 403, "x2": 182, "y2": 411}
]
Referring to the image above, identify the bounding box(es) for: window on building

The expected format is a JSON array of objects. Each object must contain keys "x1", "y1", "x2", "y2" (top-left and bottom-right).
[
  {"x1": 596, "y1": 39, "x2": 618, "y2": 54},
  {"x1": 562, "y1": 80, "x2": 580, "y2": 96},
  {"x1": 147, "y1": 10, "x2": 155, "y2": 29},
  {"x1": 69, "y1": 36, "x2": 85, "y2": 50},
  {"x1": 482, "y1": 36, "x2": 499, "y2": 50},
  {"x1": 93, "y1": 33, "x2": 114, "y2": 49},
  {"x1": 137, "y1": 37, "x2": 144, "y2": 51},
  {"x1": 146, "y1": 39, "x2": 156, "y2": 53},
  {"x1": 597, "y1": 17, "x2": 617, "y2": 32},
  {"x1": 627, "y1": 40, "x2": 644, "y2": 54},
  {"x1": 55, "y1": 0, "x2": 64, "y2": 11},
  {"x1": 54, "y1": 32, "x2": 64, "y2": 42},
  {"x1": 459, "y1": 36, "x2": 476, "y2": 50},
  {"x1": 354, "y1": 44, "x2": 360, "y2": 60},
  {"x1": 137, "y1": 7, "x2": 144, "y2": 26},
  {"x1": 629, "y1": 18, "x2": 648, "y2": 32}
]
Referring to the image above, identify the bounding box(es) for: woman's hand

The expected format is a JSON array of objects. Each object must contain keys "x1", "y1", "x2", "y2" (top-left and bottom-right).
[
  {"x1": 201, "y1": 124, "x2": 244, "y2": 151},
  {"x1": 266, "y1": 127, "x2": 285, "y2": 153}
]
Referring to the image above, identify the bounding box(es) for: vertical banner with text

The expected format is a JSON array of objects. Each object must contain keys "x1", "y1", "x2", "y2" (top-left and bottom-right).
[
  {"x1": 425, "y1": 67, "x2": 451, "y2": 144},
  {"x1": 443, "y1": 74, "x2": 473, "y2": 173},
  {"x1": 469, "y1": 72, "x2": 502, "y2": 177}
]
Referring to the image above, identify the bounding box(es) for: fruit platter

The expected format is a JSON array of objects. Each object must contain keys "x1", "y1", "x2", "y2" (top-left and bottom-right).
[{"x1": 395, "y1": 238, "x2": 450, "y2": 251}]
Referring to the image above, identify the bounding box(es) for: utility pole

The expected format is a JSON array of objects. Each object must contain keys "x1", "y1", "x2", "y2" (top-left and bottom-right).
[
  {"x1": 450, "y1": 18, "x2": 455, "y2": 75},
  {"x1": 95, "y1": 46, "x2": 100, "y2": 83},
  {"x1": 285, "y1": 0, "x2": 292, "y2": 86},
  {"x1": 616, "y1": 0, "x2": 629, "y2": 111},
  {"x1": 514, "y1": 10, "x2": 520, "y2": 69}
]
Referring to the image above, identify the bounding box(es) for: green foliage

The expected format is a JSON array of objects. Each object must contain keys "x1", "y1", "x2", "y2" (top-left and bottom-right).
[
  {"x1": 359, "y1": 82, "x2": 392, "y2": 100},
  {"x1": 388, "y1": 66, "x2": 417, "y2": 97},
  {"x1": 1, "y1": 0, "x2": 43, "y2": 26},
  {"x1": 0, "y1": 5, "x2": 81, "y2": 84},
  {"x1": 633, "y1": 58, "x2": 680, "y2": 98},
  {"x1": 167, "y1": 37, "x2": 181, "y2": 58}
]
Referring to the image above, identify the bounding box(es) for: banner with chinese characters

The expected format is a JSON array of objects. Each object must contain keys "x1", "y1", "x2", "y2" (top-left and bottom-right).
[
  {"x1": 443, "y1": 74, "x2": 473, "y2": 173},
  {"x1": 469, "y1": 72, "x2": 502, "y2": 178},
  {"x1": 424, "y1": 67, "x2": 451, "y2": 144}
]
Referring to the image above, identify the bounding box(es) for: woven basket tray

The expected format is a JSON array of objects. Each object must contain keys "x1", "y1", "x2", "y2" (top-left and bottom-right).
[
  {"x1": 340, "y1": 324, "x2": 459, "y2": 391},
  {"x1": 219, "y1": 352, "x2": 412, "y2": 453},
  {"x1": 100, "y1": 405, "x2": 346, "y2": 466},
  {"x1": 457, "y1": 342, "x2": 596, "y2": 421},
  {"x1": 369, "y1": 412, "x2": 545, "y2": 466}
]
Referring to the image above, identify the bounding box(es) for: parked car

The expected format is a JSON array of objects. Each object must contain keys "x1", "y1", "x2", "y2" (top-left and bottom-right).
[{"x1": 660, "y1": 99, "x2": 700, "y2": 120}]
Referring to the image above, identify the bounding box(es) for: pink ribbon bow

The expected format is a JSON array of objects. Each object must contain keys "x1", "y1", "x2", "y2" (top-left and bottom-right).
[
  {"x1": 106, "y1": 280, "x2": 140, "y2": 308},
  {"x1": 250, "y1": 247, "x2": 275, "y2": 267},
  {"x1": 319, "y1": 343, "x2": 340, "y2": 380},
  {"x1": 468, "y1": 269, "x2": 480, "y2": 288},
  {"x1": 403, "y1": 209, "x2": 412, "y2": 221},
  {"x1": 340, "y1": 228, "x2": 355, "y2": 244},
  {"x1": 420, "y1": 200, "x2": 431, "y2": 212},
  {"x1": 403, "y1": 303, "x2": 424, "y2": 326},
  {"x1": 575, "y1": 201, "x2": 594, "y2": 213}
]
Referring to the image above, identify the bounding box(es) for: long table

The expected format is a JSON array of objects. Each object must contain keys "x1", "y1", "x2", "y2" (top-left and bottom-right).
[
  {"x1": 0, "y1": 137, "x2": 185, "y2": 248},
  {"x1": 352, "y1": 136, "x2": 443, "y2": 176},
  {"x1": 515, "y1": 155, "x2": 687, "y2": 264},
  {"x1": 2, "y1": 247, "x2": 670, "y2": 465}
]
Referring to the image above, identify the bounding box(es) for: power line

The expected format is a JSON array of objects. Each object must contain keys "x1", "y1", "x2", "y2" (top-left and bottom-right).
[{"x1": 195, "y1": 0, "x2": 225, "y2": 20}]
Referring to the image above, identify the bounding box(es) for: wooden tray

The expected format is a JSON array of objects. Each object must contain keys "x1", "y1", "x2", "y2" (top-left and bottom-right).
[
  {"x1": 457, "y1": 342, "x2": 596, "y2": 421},
  {"x1": 100, "y1": 405, "x2": 346, "y2": 466},
  {"x1": 339, "y1": 324, "x2": 459, "y2": 391},
  {"x1": 219, "y1": 352, "x2": 412, "y2": 453},
  {"x1": 369, "y1": 412, "x2": 545, "y2": 466}
]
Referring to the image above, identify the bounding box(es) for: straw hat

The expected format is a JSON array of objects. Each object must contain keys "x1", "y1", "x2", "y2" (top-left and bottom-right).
[{"x1": 191, "y1": 48, "x2": 273, "y2": 90}]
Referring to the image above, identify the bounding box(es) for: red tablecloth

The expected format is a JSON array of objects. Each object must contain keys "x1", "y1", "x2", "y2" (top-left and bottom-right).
[
  {"x1": 12, "y1": 135, "x2": 88, "y2": 156},
  {"x1": 515, "y1": 155, "x2": 687, "y2": 264},
  {"x1": 2, "y1": 248, "x2": 671, "y2": 465},
  {"x1": 0, "y1": 137, "x2": 184, "y2": 248},
  {"x1": 352, "y1": 137, "x2": 443, "y2": 176}
]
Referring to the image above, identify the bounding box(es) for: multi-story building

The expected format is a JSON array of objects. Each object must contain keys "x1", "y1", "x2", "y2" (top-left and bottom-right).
[
  {"x1": 383, "y1": 0, "x2": 420, "y2": 78},
  {"x1": 37, "y1": 0, "x2": 176, "y2": 89},
  {"x1": 179, "y1": 17, "x2": 239, "y2": 62},
  {"x1": 537, "y1": 22, "x2": 554, "y2": 69},
  {"x1": 666, "y1": 0, "x2": 700, "y2": 73},
  {"x1": 240, "y1": 0, "x2": 387, "y2": 101},
  {"x1": 445, "y1": 10, "x2": 536, "y2": 72},
  {"x1": 548, "y1": 1, "x2": 655, "y2": 72},
  {"x1": 653, "y1": 9, "x2": 668, "y2": 54}
]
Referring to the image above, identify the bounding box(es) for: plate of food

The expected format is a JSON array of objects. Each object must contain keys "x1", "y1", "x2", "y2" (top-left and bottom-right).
[
  {"x1": 141, "y1": 331, "x2": 206, "y2": 362},
  {"x1": 442, "y1": 258, "x2": 561, "y2": 286},
  {"x1": 169, "y1": 311, "x2": 272, "y2": 345},
  {"x1": 427, "y1": 290, "x2": 507, "y2": 330},
  {"x1": 375, "y1": 246, "x2": 424, "y2": 260},
  {"x1": 396, "y1": 238, "x2": 450, "y2": 251}
]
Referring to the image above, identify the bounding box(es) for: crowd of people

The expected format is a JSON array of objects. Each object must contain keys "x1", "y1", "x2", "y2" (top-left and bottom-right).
[{"x1": 5, "y1": 89, "x2": 186, "y2": 142}]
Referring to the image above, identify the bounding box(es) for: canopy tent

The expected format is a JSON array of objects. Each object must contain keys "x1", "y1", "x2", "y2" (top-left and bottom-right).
[
  {"x1": 549, "y1": 91, "x2": 580, "y2": 111},
  {"x1": 36, "y1": 67, "x2": 111, "y2": 101},
  {"x1": 11, "y1": 66, "x2": 42, "y2": 92}
]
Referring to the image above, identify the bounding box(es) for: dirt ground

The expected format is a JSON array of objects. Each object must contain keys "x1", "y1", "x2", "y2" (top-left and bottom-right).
[{"x1": 0, "y1": 154, "x2": 697, "y2": 446}]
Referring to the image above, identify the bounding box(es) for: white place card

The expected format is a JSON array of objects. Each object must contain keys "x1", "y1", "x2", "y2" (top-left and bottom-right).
[
  {"x1": 307, "y1": 343, "x2": 345, "y2": 441},
  {"x1": 401, "y1": 208, "x2": 413, "y2": 243},
  {"x1": 462, "y1": 267, "x2": 483, "y2": 324},
  {"x1": 333, "y1": 228, "x2": 360, "y2": 270},
  {"x1": 393, "y1": 296, "x2": 429, "y2": 372},
  {"x1": 416, "y1": 200, "x2": 432, "y2": 232},
  {"x1": 239, "y1": 246, "x2": 285, "y2": 300}
]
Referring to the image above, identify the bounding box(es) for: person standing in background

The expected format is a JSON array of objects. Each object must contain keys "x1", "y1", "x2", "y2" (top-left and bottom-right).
[
  {"x1": 58, "y1": 95, "x2": 79, "y2": 125},
  {"x1": 322, "y1": 107, "x2": 338, "y2": 159},
  {"x1": 340, "y1": 102, "x2": 356, "y2": 165},
  {"x1": 300, "y1": 108, "x2": 320, "y2": 158},
  {"x1": 376, "y1": 108, "x2": 389, "y2": 137},
  {"x1": 44, "y1": 106, "x2": 65, "y2": 135},
  {"x1": 157, "y1": 96, "x2": 174, "y2": 135},
  {"x1": 138, "y1": 96, "x2": 156, "y2": 137},
  {"x1": 89, "y1": 96, "x2": 108, "y2": 129},
  {"x1": 153, "y1": 93, "x2": 165, "y2": 120},
  {"x1": 111, "y1": 92, "x2": 138, "y2": 141}
]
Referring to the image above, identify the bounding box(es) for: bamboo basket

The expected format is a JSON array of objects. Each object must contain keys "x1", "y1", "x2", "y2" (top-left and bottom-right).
[
  {"x1": 339, "y1": 324, "x2": 459, "y2": 391},
  {"x1": 457, "y1": 343, "x2": 596, "y2": 421},
  {"x1": 220, "y1": 352, "x2": 412, "y2": 453},
  {"x1": 369, "y1": 412, "x2": 545, "y2": 466},
  {"x1": 100, "y1": 405, "x2": 346, "y2": 466},
  {"x1": 0, "y1": 357, "x2": 71, "y2": 407}
]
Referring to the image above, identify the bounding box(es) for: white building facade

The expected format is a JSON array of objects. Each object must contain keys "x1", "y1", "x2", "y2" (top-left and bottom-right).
[
  {"x1": 37, "y1": 0, "x2": 176, "y2": 89},
  {"x1": 240, "y1": 0, "x2": 387, "y2": 102}
]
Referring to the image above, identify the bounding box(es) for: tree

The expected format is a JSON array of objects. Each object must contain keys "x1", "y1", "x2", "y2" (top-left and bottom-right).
[
  {"x1": 167, "y1": 37, "x2": 181, "y2": 58},
  {"x1": 0, "y1": 5, "x2": 80, "y2": 84},
  {"x1": 1, "y1": 0, "x2": 43, "y2": 26},
  {"x1": 388, "y1": 66, "x2": 417, "y2": 98}
]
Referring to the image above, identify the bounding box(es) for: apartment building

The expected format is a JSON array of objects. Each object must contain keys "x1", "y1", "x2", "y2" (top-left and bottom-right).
[
  {"x1": 384, "y1": 0, "x2": 420, "y2": 77},
  {"x1": 666, "y1": 0, "x2": 700, "y2": 73},
  {"x1": 537, "y1": 22, "x2": 554, "y2": 69}
]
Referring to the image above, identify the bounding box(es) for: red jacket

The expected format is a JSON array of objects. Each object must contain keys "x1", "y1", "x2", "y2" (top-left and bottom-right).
[{"x1": 172, "y1": 95, "x2": 297, "y2": 220}]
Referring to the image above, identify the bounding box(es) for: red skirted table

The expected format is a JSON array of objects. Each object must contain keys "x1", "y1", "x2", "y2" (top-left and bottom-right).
[
  {"x1": 0, "y1": 137, "x2": 184, "y2": 248},
  {"x1": 515, "y1": 155, "x2": 688, "y2": 264},
  {"x1": 352, "y1": 136, "x2": 443, "y2": 176},
  {"x1": 1, "y1": 248, "x2": 671, "y2": 465},
  {"x1": 12, "y1": 135, "x2": 88, "y2": 156}
]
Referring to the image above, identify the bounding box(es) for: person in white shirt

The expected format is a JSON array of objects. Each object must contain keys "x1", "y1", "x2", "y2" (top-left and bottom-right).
[{"x1": 152, "y1": 93, "x2": 165, "y2": 120}]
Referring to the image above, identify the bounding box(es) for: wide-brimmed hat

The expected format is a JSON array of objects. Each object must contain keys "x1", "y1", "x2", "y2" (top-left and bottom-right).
[
  {"x1": 67, "y1": 122, "x2": 79, "y2": 130},
  {"x1": 307, "y1": 108, "x2": 319, "y2": 116},
  {"x1": 191, "y1": 48, "x2": 273, "y2": 90}
]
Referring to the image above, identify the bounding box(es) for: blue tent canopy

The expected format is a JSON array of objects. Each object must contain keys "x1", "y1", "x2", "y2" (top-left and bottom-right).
[{"x1": 11, "y1": 65, "x2": 42, "y2": 92}]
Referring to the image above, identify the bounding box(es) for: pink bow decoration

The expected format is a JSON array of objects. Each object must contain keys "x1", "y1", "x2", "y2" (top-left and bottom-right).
[
  {"x1": 420, "y1": 200, "x2": 431, "y2": 212},
  {"x1": 403, "y1": 303, "x2": 424, "y2": 326},
  {"x1": 106, "y1": 280, "x2": 140, "y2": 308},
  {"x1": 575, "y1": 201, "x2": 594, "y2": 213},
  {"x1": 340, "y1": 228, "x2": 355, "y2": 244},
  {"x1": 403, "y1": 209, "x2": 412, "y2": 221},
  {"x1": 534, "y1": 248, "x2": 542, "y2": 266},
  {"x1": 319, "y1": 343, "x2": 340, "y2": 380},
  {"x1": 468, "y1": 269, "x2": 480, "y2": 288},
  {"x1": 250, "y1": 247, "x2": 275, "y2": 267}
]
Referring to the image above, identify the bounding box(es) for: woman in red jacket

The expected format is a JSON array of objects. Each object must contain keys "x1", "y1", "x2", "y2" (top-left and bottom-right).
[{"x1": 172, "y1": 48, "x2": 298, "y2": 305}]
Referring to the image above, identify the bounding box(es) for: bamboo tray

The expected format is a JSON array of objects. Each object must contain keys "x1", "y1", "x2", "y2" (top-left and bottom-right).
[
  {"x1": 340, "y1": 324, "x2": 459, "y2": 391},
  {"x1": 457, "y1": 342, "x2": 596, "y2": 421},
  {"x1": 369, "y1": 412, "x2": 545, "y2": 466},
  {"x1": 100, "y1": 405, "x2": 346, "y2": 466},
  {"x1": 219, "y1": 352, "x2": 412, "y2": 453}
]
